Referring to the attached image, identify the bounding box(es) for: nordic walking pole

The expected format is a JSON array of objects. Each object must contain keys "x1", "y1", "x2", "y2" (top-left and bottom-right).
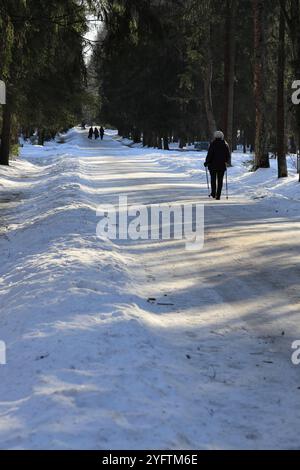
[
  {"x1": 205, "y1": 166, "x2": 211, "y2": 197},
  {"x1": 225, "y1": 169, "x2": 229, "y2": 200}
]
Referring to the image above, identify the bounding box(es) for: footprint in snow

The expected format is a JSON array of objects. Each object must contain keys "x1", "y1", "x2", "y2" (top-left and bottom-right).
[{"x1": 74, "y1": 280, "x2": 100, "y2": 292}]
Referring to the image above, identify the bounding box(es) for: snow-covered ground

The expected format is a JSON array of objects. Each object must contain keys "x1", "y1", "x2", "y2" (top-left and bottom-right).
[{"x1": 0, "y1": 128, "x2": 299, "y2": 450}]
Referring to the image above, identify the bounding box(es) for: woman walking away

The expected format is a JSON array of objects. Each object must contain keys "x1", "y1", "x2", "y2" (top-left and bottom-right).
[
  {"x1": 100, "y1": 126, "x2": 105, "y2": 141},
  {"x1": 204, "y1": 131, "x2": 230, "y2": 200},
  {"x1": 88, "y1": 127, "x2": 94, "y2": 139},
  {"x1": 94, "y1": 127, "x2": 100, "y2": 140}
]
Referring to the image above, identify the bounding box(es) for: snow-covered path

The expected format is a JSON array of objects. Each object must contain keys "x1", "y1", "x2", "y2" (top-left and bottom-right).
[{"x1": 0, "y1": 129, "x2": 300, "y2": 450}]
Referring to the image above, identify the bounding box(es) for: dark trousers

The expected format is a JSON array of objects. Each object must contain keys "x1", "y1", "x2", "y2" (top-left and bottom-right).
[{"x1": 210, "y1": 170, "x2": 225, "y2": 199}]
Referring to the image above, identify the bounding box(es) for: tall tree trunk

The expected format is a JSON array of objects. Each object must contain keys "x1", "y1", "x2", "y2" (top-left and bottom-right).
[
  {"x1": 0, "y1": 97, "x2": 12, "y2": 166},
  {"x1": 133, "y1": 128, "x2": 141, "y2": 144},
  {"x1": 38, "y1": 129, "x2": 45, "y2": 146},
  {"x1": 179, "y1": 136, "x2": 186, "y2": 149},
  {"x1": 157, "y1": 135, "x2": 163, "y2": 149},
  {"x1": 203, "y1": 25, "x2": 217, "y2": 140},
  {"x1": 148, "y1": 132, "x2": 156, "y2": 148},
  {"x1": 253, "y1": 0, "x2": 270, "y2": 169},
  {"x1": 243, "y1": 131, "x2": 247, "y2": 154},
  {"x1": 163, "y1": 136, "x2": 169, "y2": 150},
  {"x1": 224, "y1": 0, "x2": 237, "y2": 164},
  {"x1": 142, "y1": 131, "x2": 147, "y2": 147},
  {"x1": 277, "y1": 3, "x2": 288, "y2": 178}
]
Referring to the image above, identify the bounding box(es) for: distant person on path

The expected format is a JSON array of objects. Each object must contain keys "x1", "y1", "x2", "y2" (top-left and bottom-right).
[
  {"x1": 88, "y1": 127, "x2": 94, "y2": 139},
  {"x1": 100, "y1": 126, "x2": 105, "y2": 141},
  {"x1": 204, "y1": 131, "x2": 230, "y2": 200},
  {"x1": 94, "y1": 128, "x2": 100, "y2": 140}
]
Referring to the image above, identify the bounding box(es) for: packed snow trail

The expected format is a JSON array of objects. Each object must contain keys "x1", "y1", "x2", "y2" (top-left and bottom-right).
[{"x1": 0, "y1": 128, "x2": 300, "y2": 450}]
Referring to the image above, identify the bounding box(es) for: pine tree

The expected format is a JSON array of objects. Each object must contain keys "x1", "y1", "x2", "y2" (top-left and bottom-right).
[
  {"x1": 253, "y1": 0, "x2": 270, "y2": 169},
  {"x1": 0, "y1": 0, "x2": 88, "y2": 165}
]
